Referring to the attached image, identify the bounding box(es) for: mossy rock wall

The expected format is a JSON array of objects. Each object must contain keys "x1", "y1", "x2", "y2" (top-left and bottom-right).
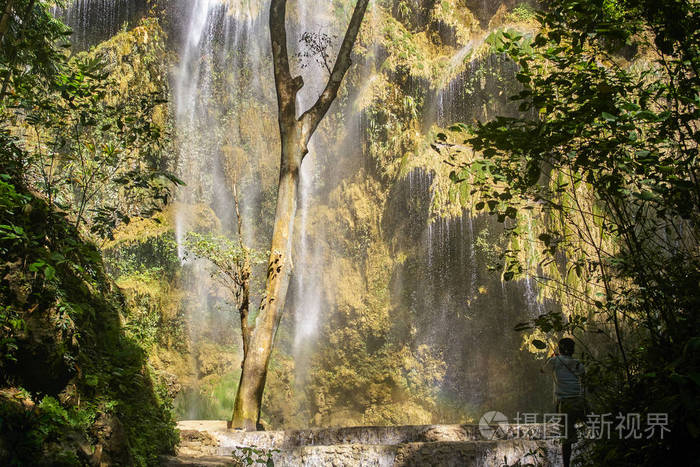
[
  {"x1": 0, "y1": 178, "x2": 177, "y2": 465},
  {"x1": 88, "y1": 0, "x2": 552, "y2": 430}
]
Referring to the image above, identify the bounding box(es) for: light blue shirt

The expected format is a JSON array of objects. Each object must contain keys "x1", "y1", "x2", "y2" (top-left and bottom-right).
[{"x1": 545, "y1": 355, "x2": 584, "y2": 400}]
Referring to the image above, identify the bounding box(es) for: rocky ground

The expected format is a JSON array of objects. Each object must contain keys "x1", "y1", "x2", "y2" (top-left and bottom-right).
[{"x1": 162, "y1": 421, "x2": 562, "y2": 466}]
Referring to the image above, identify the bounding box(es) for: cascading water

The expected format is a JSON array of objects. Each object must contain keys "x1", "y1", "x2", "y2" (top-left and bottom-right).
[
  {"x1": 174, "y1": 0, "x2": 270, "y2": 247},
  {"x1": 289, "y1": 0, "x2": 335, "y2": 368},
  {"x1": 372, "y1": 21, "x2": 553, "y2": 418},
  {"x1": 51, "y1": 0, "x2": 148, "y2": 50},
  {"x1": 172, "y1": 0, "x2": 275, "y2": 419},
  {"x1": 61, "y1": 0, "x2": 555, "y2": 426},
  {"x1": 289, "y1": 0, "x2": 386, "y2": 391}
]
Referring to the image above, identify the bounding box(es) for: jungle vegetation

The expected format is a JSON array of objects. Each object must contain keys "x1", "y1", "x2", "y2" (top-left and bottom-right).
[
  {"x1": 0, "y1": 0, "x2": 698, "y2": 465},
  {"x1": 441, "y1": 0, "x2": 700, "y2": 464},
  {"x1": 0, "y1": 0, "x2": 178, "y2": 464}
]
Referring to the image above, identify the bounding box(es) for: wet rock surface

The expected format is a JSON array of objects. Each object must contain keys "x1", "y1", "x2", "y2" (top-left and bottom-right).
[{"x1": 164, "y1": 421, "x2": 562, "y2": 466}]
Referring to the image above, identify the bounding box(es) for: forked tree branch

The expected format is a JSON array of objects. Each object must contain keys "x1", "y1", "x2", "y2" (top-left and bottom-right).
[
  {"x1": 270, "y1": 0, "x2": 370, "y2": 148},
  {"x1": 233, "y1": 0, "x2": 370, "y2": 430},
  {"x1": 300, "y1": 0, "x2": 370, "y2": 142}
]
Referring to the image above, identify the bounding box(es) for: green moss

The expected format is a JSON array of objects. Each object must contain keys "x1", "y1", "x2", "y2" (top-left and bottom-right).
[
  {"x1": 88, "y1": 17, "x2": 171, "y2": 124},
  {"x1": 293, "y1": 171, "x2": 450, "y2": 427},
  {"x1": 432, "y1": 0, "x2": 481, "y2": 45},
  {"x1": 105, "y1": 207, "x2": 174, "y2": 249},
  {"x1": 0, "y1": 173, "x2": 177, "y2": 464},
  {"x1": 380, "y1": 13, "x2": 457, "y2": 83},
  {"x1": 503, "y1": 3, "x2": 538, "y2": 25}
]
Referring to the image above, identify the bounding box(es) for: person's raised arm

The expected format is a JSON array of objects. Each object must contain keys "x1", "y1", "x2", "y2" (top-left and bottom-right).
[{"x1": 541, "y1": 354, "x2": 556, "y2": 373}]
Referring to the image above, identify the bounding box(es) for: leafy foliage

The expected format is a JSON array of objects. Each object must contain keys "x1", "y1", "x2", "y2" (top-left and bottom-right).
[
  {"x1": 0, "y1": 164, "x2": 178, "y2": 465},
  {"x1": 0, "y1": 305, "x2": 23, "y2": 370},
  {"x1": 232, "y1": 445, "x2": 279, "y2": 466},
  {"x1": 184, "y1": 231, "x2": 266, "y2": 360},
  {"x1": 442, "y1": 0, "x2": 700, "y2": 464},
  {"x1": 183, "y1": 231, "x2": 266, "y2": 313},
  {"x1": 2, "y1": 2, "x2": 181, "y2": 241},
  {"x1": 0, "y1": 2, "x2": 178, "y2": 464},
  {"x1": 184, "y1": 232, "x2": 266, "y2": 289}
]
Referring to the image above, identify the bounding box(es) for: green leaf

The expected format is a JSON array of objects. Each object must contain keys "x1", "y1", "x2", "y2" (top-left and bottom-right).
[
  {"x1": 635, "y1": 110, "x2": 657, "y2": 121},
  {"x1": 44, "y1": 265, "x2": 56, "y2": 281},
  {"x1": 516, "y1": 73, "x2": 530, "y2": 83},
  {"x1": 85, "y1": 374, "x2": 99, "y2": 387}
]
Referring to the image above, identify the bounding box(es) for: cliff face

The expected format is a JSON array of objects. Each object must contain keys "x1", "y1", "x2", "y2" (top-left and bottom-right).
[
  {"x1": 262, "y1": 0, "x2": 549, "y2": 427},
  {"x1": 57, "y1": 0, "x2": 551, "y2": 430}
]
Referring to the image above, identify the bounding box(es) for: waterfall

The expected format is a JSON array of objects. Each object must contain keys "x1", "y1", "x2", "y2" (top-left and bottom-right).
[
  {"x1": 62, "y1": 0, "x2": 553, "y2": 424},
  {"x1": 291, "y1": 0, "x2": 383, "y2": 384},
  {"x1": 172, "y1": 0, "x2": 273, "y2": 419},
  {"x1": 173, "y1": 0, "x2": 271, "y2": 265},
  {"x1": 290, "y1": 0, "x2": 334, "y2": 369},
  {"x1": 383, "y1": 42, "x2": 551, "y2": 413},
  {"x1": 51, "y1": 0, "x2": 148, "y2": 50}
]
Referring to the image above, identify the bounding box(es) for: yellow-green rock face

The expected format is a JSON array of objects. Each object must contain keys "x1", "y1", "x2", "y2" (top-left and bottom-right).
[{"x1": 96, "y1": 0, "x2": 552, "y2": 428}]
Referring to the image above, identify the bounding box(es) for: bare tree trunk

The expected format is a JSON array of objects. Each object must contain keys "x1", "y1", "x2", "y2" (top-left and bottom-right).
[
  {"x1": 231, "y1": 0, "x2": 369, "y2": 430},
  {"x1": 231, "y1": 146, "x2": 300, "y2": 429},
  {"x1": 0, "y1": 0, "x2": 15, "y2": 44}
]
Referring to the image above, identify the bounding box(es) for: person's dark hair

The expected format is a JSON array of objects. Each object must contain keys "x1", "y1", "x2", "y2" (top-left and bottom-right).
[{"x1": 558, "y1": 337, "x2": 575, "y2": 356}]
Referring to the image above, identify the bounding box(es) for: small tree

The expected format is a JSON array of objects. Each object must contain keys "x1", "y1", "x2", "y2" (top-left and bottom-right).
[
  {"x1": 184, "y1": 178, "x2": 265, "y2": 362},
  {"x1": 230, "y1": 0, "x2": 370, "y2": 430},
  {"x1": 1, "y1": 2, "x2": 180, "y2": 240},
  {"x1": 184, "y1": 231, "x2": 265, "y2": 360},
  {"x1": 23, "y1": 53, "x2": 179, "y2": 240}
]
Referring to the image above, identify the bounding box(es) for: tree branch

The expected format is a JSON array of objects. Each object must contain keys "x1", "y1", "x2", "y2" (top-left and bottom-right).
[
  {"x1": 0, "y1": 0, "x2": 15, "y2": 45},
  {"x1": 299, "y1": 0, "x2": 370, "y2": 144},
  {"x1": 270, "y1": 0, "x2": 300, "y2": 127}
]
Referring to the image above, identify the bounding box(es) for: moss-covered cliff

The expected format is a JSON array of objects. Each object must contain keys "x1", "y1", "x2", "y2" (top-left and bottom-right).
[
  {"x1": 0, "y1": 167, "x2": 177, "y2": 465},
  {"x1": 265, "y1": 0, "x2": 549, "y2": 426},
  {"x1": 59, "y1": 0, "x2": 552, "y2": 430}
]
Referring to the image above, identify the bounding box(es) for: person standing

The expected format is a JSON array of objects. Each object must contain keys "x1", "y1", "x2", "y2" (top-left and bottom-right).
[{"x1": 542, "y1": 337, "x2": 585, "y2": 467}]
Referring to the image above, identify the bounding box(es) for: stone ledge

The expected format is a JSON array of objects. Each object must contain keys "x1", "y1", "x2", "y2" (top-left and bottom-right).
[
  {"x1": 171, "y1": 422, "x2": 563, "y2": 466},
  {"x1": 161, "y1": 455, "x2": 235, "y2": 466},
  {"x1": 178, "y1": 421, "x2": 555, "y2": 451}
]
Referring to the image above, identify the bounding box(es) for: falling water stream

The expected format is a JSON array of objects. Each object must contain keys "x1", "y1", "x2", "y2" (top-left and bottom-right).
[
  {"x1": 290, "y1": 0, "x2": 334, "y2": 371},
  {"x1": 56, "y1": 0, "x2": 552, "y2": 424},
  {"x1": 51, "y1": 0, "x2": 148, "y2": 50}
]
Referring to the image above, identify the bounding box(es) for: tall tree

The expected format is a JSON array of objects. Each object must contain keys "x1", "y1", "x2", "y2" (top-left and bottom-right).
[{"x1": 231, "y1": 0, "x2": 370, "y2": 430}]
